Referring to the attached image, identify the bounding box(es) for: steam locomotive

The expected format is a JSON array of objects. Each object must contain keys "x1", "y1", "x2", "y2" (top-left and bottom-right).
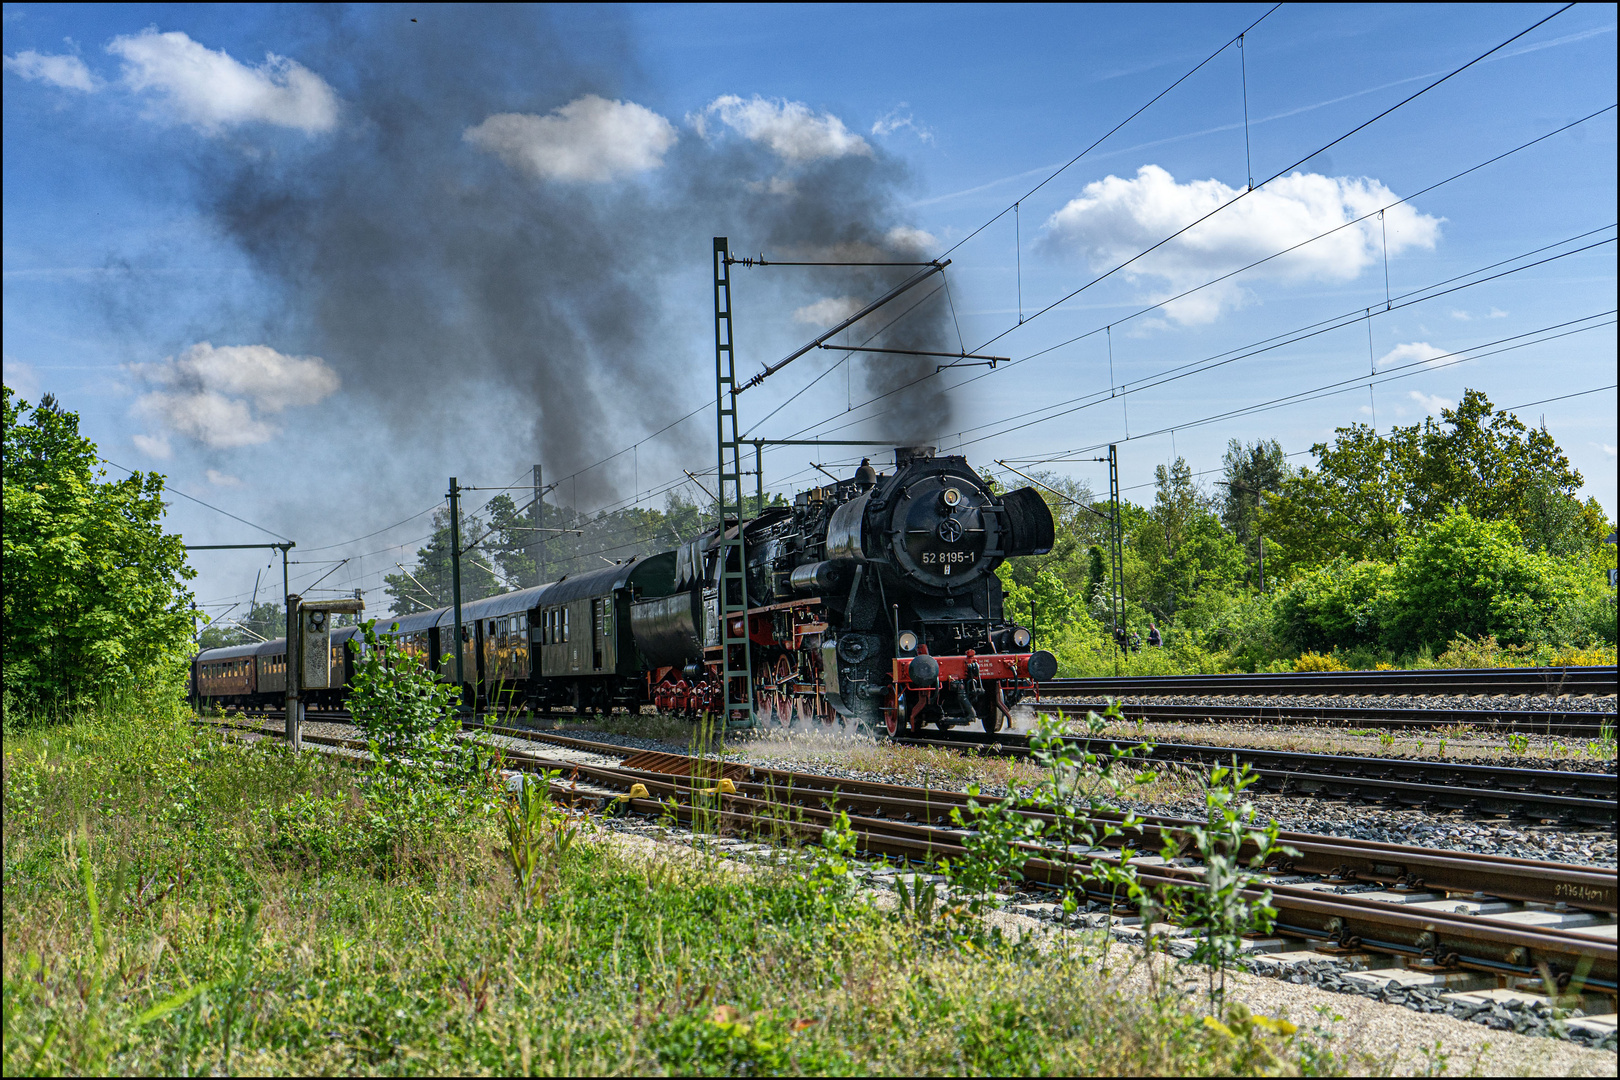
[{"x1": 191, "y1": 445, "x2": 1058, "y2": 735}]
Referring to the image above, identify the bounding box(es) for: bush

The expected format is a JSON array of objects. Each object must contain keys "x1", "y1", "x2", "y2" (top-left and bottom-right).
[
  {"x1": 1273, "y1": 559, "x2": 1392, "y2": 655},
  {"x1": 1384, "y1": 510, "x2": 1596, "y2": 651},
  {"x1": 1293, "y1": 652, "x2": 1347, "y2": 672},
  {"x1": 346, "y1": 619, "x2": 466, "y2": 771}
]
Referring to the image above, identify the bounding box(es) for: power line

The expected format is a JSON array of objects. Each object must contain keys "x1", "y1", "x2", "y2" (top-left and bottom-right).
[
  {"x1": 946, "y1": 234, "x2": 1615, "y2": 451},
  {"x1": 1499, "y1": 384, "x2": 1617, "y2": 412},
  {"x1": 937, "y1": 3, "x2": 1284, "y2": 261},
  {"x1": 780, "y1": 84, "x2": 1613, "y2": 448},
  {"x1": 785, "y1": 225, "x2": 1614, "y2": 453},
  {"x1": 1004, "y1": 311, "x2": 1616, "y2": 464},
  {"x1": 969, "y1": 3, "x2": 1576, "y2": 357},
  {"x1": 101, "y1": 458, "x2": 292, "y2": 542}
]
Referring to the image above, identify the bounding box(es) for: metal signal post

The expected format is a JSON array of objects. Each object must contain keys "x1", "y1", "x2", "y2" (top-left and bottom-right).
[
  {"x1": 448, "y1": 476, "x2": 468, "y2": 713},
  {"x1": 713, "y1": 237, "x2": 755, "y2": 729},
  {"x1": 1108, "y1": 444, "x2": 1126, "y2": 675}
]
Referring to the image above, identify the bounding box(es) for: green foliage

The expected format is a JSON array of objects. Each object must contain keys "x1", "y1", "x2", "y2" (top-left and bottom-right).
[
  {"x1": 1384, "y1": 510, "x2": 1599, "y2": 650},
  {"x1": 1154, "y1": 763, "x2": 1297, "y2": 1013},
  {"x1": 382, "y1": 509, "x2": 501, "y2": 615},
  {"x1": 497, "y1": 771, "x2": 580, "y2": 909},
  {"x1": 941, "y1": 704, "x2": 1157, "y2": 928},
  {"x1": 1220, "y1": 438, "x2": 1290, "y2": 587},
  {"x1": 197, "y1": 601, "x2": 284, "y2": 650},
  {"x1": 2, "y1": 388, "x2": 196, "y2": 712},
  {"x1": 3, "y1": 703, "x2": 1341, "y2": 1076},
  {"x1": 345, "y1": 619, "x2": 465, "y2": 768},
  {"x1": 1274, "y1": 559, "x2": 1394, "y2": 654},
  {"x1": 382, "y1": 489, "x2": 740, "y2": 616},
  {"x1": 1264, "y1": 389, "x2": 1599, "y2": 578},
  {"x1": 1134, "y1": 458, "x2": 1248, "y2": 621}
]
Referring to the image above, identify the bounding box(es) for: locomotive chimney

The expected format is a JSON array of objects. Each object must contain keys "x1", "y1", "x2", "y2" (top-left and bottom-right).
[{"x1": 894, "y1": 445, "x2": 936, "y2": 468}]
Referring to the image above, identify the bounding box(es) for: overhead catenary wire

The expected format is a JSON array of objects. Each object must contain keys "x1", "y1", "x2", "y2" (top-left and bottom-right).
[
  {"x1": 788, "y1": 226, "x2": 1614, "y2": 453},
  {"x1": 1002, "y1": 310, "x2": 1616, "y2": 464},
  {"x1": 965, "y1": 3, "x2": 1577, "y2": 358},
  {"x1": 943, "y1": 234, "x2": 1616, "y2": 451},
  {"x1": 781, "y1": 101, "x2": 1615, "y2": 446},
  {"x1": 936, "y1": 2, "x2": 1285, "y2": 261},
  {"x1": 101, "y1": 458, "x2": 291, "y2": 542},
  {"x1": 358, "y1": 13, "x2": 1595, "y2": 578}
]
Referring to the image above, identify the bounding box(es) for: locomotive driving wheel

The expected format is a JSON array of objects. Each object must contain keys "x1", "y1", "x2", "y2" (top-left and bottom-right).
[{"x1": 976, "y1": 691, "x2": 1004, "y2": 734}]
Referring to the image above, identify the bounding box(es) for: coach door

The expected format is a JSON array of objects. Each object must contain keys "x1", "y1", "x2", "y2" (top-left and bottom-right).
[{"x1": 592, "y1": 598, "x2": 607, "y2": 671}]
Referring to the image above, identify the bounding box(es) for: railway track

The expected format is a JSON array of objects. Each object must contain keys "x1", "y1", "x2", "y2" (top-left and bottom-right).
[
  {"x1": 207, "y1": 717, "x2": 1618, "y2": 998},
  {"x1": 897, "y1": 729, "x2": 1616, "y2": 826},
  {"x1": 1042, "y1": 665, "x2": 1618, "y2": 699},
  {"x1": 1041, "y1": 700, "x2": 1614, "y2": 738}
]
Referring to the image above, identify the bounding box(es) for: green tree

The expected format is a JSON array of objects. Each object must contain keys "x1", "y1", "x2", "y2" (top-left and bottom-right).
[
  {"x1": 2, "y1": 388, "x2": 195, "y2": 709},
  {"x1": 1264, "y1": 390, "x2": 1595, "y2": 578},
  {"x1": 197, "y1": 600, "x2": 286, "y2": 649},
  {"x1": 1519, "y1": 478, "x2": 1608, "y2": 558},
  {"x1": 1272, "y1": 559, "x2": 1395, "y2": 654},
  {"x1": 1262, "y1": 422, "x2": 1416, "y2": 577},
  {"x1": 383, "y1": 510, "x2": 500, "y2": 616},
  {"x1": 1219, "y1": 438, "x2": 1289, "y2": 588},
  {"x1": 1133, "y1": 458, "x2": 1246, "y2": 622},
  {"x1": 1408, "y1": 390, "x2": 1584, "y2": 528},
  {"x1": 1385, "y1": 510, "x2": 1580, "y2": 651}
]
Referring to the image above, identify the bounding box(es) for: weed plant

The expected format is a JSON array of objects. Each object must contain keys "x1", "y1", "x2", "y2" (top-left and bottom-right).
[{"x1": 4, "y1": 698, "x2": 1341, "y2": 1075}]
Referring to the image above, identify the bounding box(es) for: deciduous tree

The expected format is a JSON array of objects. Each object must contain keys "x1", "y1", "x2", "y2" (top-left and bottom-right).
[{"x1": 3, "y1": 388, "x2": 195, "y2": 709}]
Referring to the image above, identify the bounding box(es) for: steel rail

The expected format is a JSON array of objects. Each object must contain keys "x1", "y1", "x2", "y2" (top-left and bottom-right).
[
  {"x1": 1040, "y1": 666, "x2": 1618, "y2": 698},
  {"x1": 1041, "y1": 700, "x2": 1613, "y2": 738},
  {"x1": 588, "y1": 767, "x2": 1617, "y2": 991},
  {"x1": 897, "y1": 730, "x2": 1615, "y2": 825},
  {"x1": 461, "y1": 722, "x2": 1616, "y2": 912},
  {"x1": 209, "y1": 718, "x2": 1618, "y2": 989}
]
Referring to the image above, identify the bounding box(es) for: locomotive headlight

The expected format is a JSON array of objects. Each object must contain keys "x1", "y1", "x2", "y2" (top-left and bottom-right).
[
  {"x1": 941, "y1": 487, "x2": 962, "y2": 508},
  {"x1": 897, "y1": 631, "x2": 918, "y2": 654},
  {"x1": 1012, "y1": 626, "x2": 1032, "y2": 648}
]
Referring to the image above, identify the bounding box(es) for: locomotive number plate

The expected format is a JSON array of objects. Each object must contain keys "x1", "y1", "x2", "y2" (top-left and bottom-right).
[{"x1": 922, "y1": 551, "x2": 976, "y2": 565}]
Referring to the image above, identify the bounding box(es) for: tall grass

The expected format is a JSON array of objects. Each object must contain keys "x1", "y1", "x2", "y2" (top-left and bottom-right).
[{"x1": 3, "y1": 703, "x2": 1338, "y2": 1076}]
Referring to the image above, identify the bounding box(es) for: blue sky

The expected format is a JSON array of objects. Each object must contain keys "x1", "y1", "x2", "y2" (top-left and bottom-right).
[{"x1": 4, "y1": 3, "x2": 1615, "y2": 617}]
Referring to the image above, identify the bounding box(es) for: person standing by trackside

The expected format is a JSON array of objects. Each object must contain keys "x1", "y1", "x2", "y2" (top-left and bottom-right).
[{"x1": 1147, "y1": 621, "x2": 1162, "y2": 647}]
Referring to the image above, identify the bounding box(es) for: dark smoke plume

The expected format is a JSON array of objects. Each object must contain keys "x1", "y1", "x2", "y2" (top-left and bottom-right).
[{"x1": 205, "y1": 7, "x2": 955, "y2": 503}]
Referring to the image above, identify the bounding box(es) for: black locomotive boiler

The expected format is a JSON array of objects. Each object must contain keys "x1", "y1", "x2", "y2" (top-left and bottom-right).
[{"x1": 637, "y1": 445, "x2": 1058, "y2": 734}]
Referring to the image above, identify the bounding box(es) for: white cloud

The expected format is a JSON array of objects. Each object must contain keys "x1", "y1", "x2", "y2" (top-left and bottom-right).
[
  {"x1": 107, "y1": 29, "x2": 338, "y2": 134},
  {"x1": 1042, "y1": 165, "x2": 1442, "y2": 324},
  {"x1": 696, "y1": 95, "x2": 870, "y2": 163},
  {"x1": 1376, "y1": 341, "x2": 1448, "y2": 372},
  {"x1": 206, "y1": 469, "x2": 241, "y2": 486},
  {"x1": 464, "y1": 95, "x2": 677, "y2": 182},
  {"x1": 131, "y1": 342, "x2": 340, "y2": 450},
  {"x1": 1408, "y1": 390, "x2": 1455, "y2": 415},
  {"x1": 885, "y1": 226, "x2": 938, "y2": 255},
  {"x1": 1598, "y1": 442, "x2": 1617, "y2": 458},
  {"x1": 1488, "y1": 306, "x2": 1508, "y2": 318},
  {"x1": 871, "y1": 105, "x2": 933, "y2": 143},
  {"x1": 4, "y1": 49, "x2": 99, "y2": 91},
  {"x1": 132, "y1": 433, "x2": 172, "y2": 458},
  {"x1": 1449, "y1": 309, "x2": 1471, "y2": 321},
  {"x1": 2, "y1": 358, "x2": 41, "y2": 399},
  {"x1": 793, "y1": 296, "x2": 863, "y2": 326}
]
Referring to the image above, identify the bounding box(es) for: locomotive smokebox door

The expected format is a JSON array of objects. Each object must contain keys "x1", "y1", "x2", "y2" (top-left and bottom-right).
[{"x1": 301, "y1": 609, "x2": 332, "y2": 689}]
